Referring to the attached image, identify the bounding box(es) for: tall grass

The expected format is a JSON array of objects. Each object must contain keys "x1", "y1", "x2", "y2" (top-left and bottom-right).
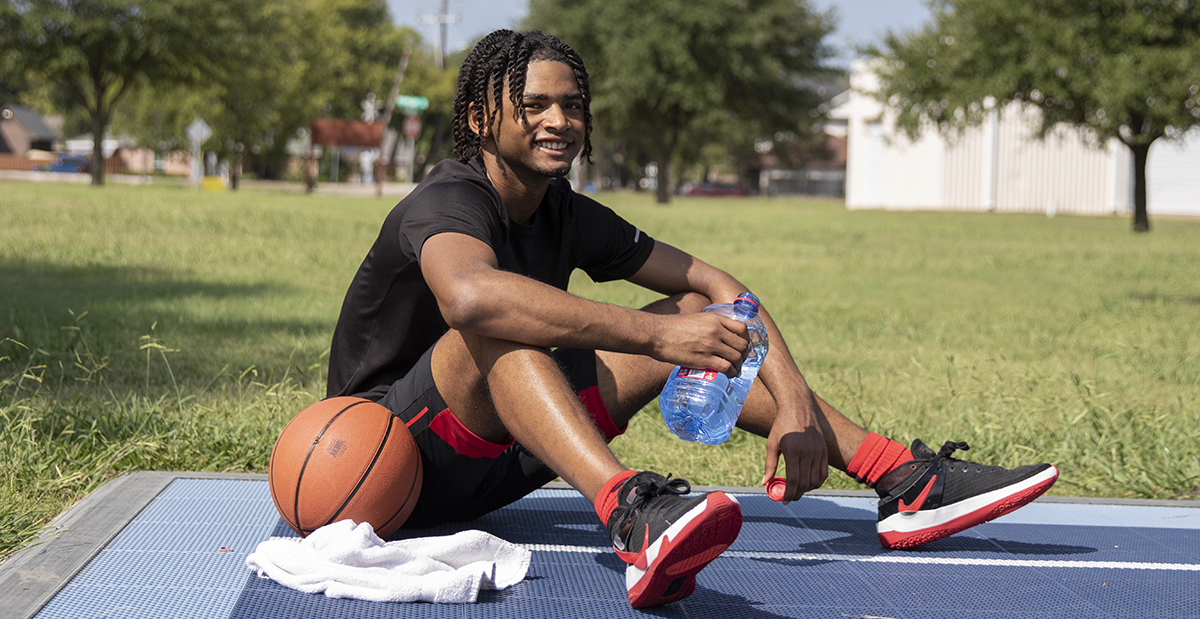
[{"x1": 2, "y1": 181, "x2": 1198, "y2": 559}]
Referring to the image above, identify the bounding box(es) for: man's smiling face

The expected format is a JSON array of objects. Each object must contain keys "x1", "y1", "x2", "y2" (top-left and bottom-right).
[{"x1": 486, "y1": 60, "x2": 586, "y2": 179}]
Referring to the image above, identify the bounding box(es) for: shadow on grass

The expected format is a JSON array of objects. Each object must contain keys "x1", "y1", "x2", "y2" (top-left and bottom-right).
[
  {"x1": 0, "y1": 258, "x2": 337, "y2": 392},
  {"x1": 1129, "y1": 292, "x2": 1200, "y2": 306}
]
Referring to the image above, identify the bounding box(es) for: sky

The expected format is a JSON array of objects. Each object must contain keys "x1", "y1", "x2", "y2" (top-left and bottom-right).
[{"x1": 384, "y1": 0, "x2": 934, "y2": 67}]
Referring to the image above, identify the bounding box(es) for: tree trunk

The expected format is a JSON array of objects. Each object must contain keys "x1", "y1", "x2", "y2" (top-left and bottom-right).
[
  {"x1": 654, "y1": 161, "x2": 671, "y2": 204},
  {"x1": 231, "y1": 143, "x2": 243, "y2": 190},
  {"x1": 90, "y1": 108, "x2": 106, "y2": 186},
  {"x1": 648, "y1": 116, "x2": 672, "y2": 204},
  {"x1": 1129, "y1": 142, "x2": 1151, "y2": 233}
]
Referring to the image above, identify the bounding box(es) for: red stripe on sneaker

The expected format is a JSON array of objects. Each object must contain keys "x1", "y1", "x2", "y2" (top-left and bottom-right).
[
  {"x1": 898, "y1": 474, "x2": 937, "y2": 513},
  {"x1": 427, "y1": 408, "x2": 513, "y2": 459}
]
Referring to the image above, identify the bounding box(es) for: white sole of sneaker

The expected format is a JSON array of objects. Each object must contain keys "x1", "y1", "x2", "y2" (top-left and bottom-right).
[
  {"x1": 878, "y1": 465, "x2": 1058, "y2": 548},
  {"x1": 625, "y1": 493, "x2": 741, "y2": 607}
]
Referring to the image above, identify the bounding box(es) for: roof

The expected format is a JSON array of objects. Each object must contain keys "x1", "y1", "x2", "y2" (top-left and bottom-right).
[
  {"x1": 1, "y1": 104, "x2": 60, "y2": 141},
  {"x1": 309, "y1": 118, "x2": 384, "y2": 148}
]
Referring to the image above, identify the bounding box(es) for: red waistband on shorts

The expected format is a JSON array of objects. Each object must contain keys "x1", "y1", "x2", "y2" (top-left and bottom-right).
[
  {"x1": 429, "y1": 385, "x2": 625, "y2": 458},
  {"x1": 428, "y1": 408, "x2": 514, "y2": 459}
]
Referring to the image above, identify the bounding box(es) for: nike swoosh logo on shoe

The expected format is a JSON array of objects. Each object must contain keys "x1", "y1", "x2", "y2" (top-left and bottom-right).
[
  {"x1": 635, "y1": 524, "x2": 654, "y2": 570},
  {"x1": 898, "y1": 474, "x2": 937, "y2": 513}
]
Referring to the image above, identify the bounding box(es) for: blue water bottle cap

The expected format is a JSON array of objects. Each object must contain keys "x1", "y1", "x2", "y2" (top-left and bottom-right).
[{"x1": 734, "y1": 292, "x2": 760, "y2": 314}]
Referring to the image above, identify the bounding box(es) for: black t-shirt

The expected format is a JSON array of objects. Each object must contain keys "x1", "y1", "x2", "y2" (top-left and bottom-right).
[{"x1": 326, "y1": 156, "x2": 656, "y2": 400}]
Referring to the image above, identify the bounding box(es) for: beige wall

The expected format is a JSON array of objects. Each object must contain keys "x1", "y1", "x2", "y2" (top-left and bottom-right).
[
  {"x1": 0, "y1": 118, "x2": 35, "y2": 154},
  {"x1": 113, "y1": 148, "x2": 192, "y2": 176},
  {"x1": 837, "y1": 60, "x2": 1197, "y2": 218}
]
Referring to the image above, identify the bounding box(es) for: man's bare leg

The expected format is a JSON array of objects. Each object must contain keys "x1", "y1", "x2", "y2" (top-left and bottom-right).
[
  {"x1": 429, "y1": 318, "x2": 744, "y2": 609},
  {"x1": 430, "y1": 291, "x2": 875, "y2": 500},
  {"x1": 429, "y1": 328, "x2": 623, "y2": 503}
]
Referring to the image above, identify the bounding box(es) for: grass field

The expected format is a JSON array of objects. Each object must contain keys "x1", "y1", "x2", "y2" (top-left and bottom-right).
[{"x1": 2, "y1": 180, "x2": 1198, "y2": 559}]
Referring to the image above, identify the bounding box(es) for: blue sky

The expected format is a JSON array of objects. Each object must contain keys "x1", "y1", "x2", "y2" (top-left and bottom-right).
[{"x1": 385, "y1": 0, "x2": 934, "y2": 67}]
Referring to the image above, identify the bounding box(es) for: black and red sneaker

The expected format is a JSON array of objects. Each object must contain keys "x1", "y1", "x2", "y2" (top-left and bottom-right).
[
  {"x1": 603, "y1": 472, "x2": 742, "y2": 608},
  {"x1": 876, "y1": 440, "x2": 1058, "y2": 550}
]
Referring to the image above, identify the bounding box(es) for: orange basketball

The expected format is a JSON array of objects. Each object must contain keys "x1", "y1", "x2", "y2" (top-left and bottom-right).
[{"x1": 269, "y1": 397, "x2": 423, "y2": 538}]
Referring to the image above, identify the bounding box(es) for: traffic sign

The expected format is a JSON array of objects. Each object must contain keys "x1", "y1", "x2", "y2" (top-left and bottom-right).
[
  {"x1": 187, "y1": 117, "x2": 211, "y2": 147},
  {"x1": 403, "y1": 115, "x2": 422, "y2": 141},
  {"x1": 395, "y1": 94, "x2": 429, "y2": 112}
]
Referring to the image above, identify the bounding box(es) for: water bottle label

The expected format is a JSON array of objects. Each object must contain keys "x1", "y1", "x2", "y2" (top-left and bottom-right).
[{"x1": 677, "y1": 367, "x2": 720, "y2": 382}]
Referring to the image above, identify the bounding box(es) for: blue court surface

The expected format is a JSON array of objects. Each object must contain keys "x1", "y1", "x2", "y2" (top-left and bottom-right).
[{"x1": 2, "y1": 471, "x2": 1197, "y2": 618}]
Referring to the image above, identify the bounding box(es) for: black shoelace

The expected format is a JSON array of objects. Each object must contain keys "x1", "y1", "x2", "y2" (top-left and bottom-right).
[
  {"x1": 937, "y1": 441, "x2": 970, "y2": 460},
  {"x1": 611, "y1": 474, "x2": 691, "y2": 550}
]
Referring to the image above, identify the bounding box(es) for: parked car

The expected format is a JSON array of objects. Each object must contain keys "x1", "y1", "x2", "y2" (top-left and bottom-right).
[
  {"x1": 680, "y1": 182, "x2": 754, "y2": 197},
  {"x1": 48, "y1": 154, "x2": 89, "y2": 173}
]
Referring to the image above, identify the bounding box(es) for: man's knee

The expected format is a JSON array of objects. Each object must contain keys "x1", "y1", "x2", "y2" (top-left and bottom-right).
[
  {"x1": 641, "y1": 291, "x2": 712, "y2": 316},
  {"x1": 434, "y1": 329, "x2": 554, "y2": 380},
  {"x1": 431, "y1": 330, "x2": 563, "y2": 443}
]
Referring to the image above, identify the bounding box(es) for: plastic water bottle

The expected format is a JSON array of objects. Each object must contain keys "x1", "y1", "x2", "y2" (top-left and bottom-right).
[
  {"x1": 710, "y1": 293, "x2": 769, "y2": 414},
  {"x1": 659, "y1": 292, "x2": 769, "y2": 444}
]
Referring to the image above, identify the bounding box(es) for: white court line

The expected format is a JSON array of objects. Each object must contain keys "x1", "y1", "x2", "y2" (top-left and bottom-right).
[{"x1": 520, "y1": 544, "x2": 1200, "y2": 572}]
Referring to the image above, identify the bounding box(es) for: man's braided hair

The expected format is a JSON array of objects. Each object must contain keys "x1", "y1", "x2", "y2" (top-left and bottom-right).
[{"x1": 452, "y1": 29, "x2": 593, "y2": 163}]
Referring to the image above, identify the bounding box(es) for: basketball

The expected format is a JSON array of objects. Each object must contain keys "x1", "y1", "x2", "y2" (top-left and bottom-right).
[{"x1": 268, "y1": 396, "x2": 423, "y2": 538}]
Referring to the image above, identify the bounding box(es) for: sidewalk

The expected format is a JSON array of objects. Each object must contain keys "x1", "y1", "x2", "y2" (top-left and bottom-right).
[
  {"x1": 0, "y1": 170, "x2": 417, "y2": 200},
  {"x1": 240, "y1": 179, "x2": 417, "y2": 199}
]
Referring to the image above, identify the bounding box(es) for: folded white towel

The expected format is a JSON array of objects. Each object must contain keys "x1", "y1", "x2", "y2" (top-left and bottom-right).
[{"x1": 246, "y1": 520, "x2": 531, "y2": 603}]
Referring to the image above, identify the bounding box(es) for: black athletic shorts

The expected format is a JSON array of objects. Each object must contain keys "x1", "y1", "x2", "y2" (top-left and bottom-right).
[{"x1": 377, "y1": 345, "x2": 625, "y2": 529}]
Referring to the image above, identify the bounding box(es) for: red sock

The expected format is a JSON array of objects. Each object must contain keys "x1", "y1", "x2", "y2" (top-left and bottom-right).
[
  {"x1": 593, "y1": 470, "x2": 637, "y2": 524},
  {"x1": 846, "y1": 432, "x2": 914, "y2": 487}
]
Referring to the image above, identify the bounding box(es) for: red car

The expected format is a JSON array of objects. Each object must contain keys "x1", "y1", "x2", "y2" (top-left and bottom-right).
[{"x1": 681, "y1": 182, "x2": 754, "y2": 197}]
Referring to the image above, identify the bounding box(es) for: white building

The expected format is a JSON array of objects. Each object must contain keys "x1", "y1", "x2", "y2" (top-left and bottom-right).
[{"x1": 833, "y1": 61, "x2": 1200, "y2": 218}]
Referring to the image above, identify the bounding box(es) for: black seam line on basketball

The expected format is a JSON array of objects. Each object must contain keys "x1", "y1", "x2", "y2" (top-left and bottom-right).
[
  {"x1": 326, "y1": 405, "x2": 395, "y2": 528},
  {"x1": 294, "y1": 399, "x2": 370, "y2": 532}
]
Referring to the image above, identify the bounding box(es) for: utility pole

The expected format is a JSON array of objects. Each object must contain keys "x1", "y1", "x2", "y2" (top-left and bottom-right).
[
  {"x1": 419, "y1": 0, "x2": 460, "y2": 71},
  {"x1": 376, "y1": 48, "x2": 412, "y2": 197}
]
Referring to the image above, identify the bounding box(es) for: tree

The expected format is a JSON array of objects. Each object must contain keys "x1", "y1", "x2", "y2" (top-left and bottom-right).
[
  {"x1": 289, "y1": 0, "x2": 434, "y2": 184},
  {"x1": 527, "y1": 0, "x2": 836, "y2": 203},
  {"x1": 0, "y1": 0, "x2": 254, "y2": 185},
  {"x1": 109, "y1": 79, "x2": 213, "y2": 167},
  {"x1": 105, "y1": 0, "x2": 431, "y2": 184},
  {"x1": 865, "y1": 0, "x2": 1200, "y2": 232}
]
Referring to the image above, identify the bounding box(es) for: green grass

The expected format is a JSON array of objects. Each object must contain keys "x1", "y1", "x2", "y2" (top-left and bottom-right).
[{"x1": 2, "y1": 181, "x2": 1198, "y2": 559}]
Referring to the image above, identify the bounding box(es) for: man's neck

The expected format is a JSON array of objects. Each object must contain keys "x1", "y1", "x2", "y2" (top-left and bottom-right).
[{"x1": 480, "y1": 152, "x2": 552, "y2": 226}]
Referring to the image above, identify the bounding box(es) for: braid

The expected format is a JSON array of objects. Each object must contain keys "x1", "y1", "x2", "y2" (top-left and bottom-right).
[{"x1": 452, "y1": 30, "x2": 593, "y2": 163}]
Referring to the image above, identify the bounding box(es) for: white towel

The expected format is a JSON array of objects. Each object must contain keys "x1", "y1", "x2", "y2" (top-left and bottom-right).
[{"x1": 245, "y1": 520, "x2": 531, "y2": 603}]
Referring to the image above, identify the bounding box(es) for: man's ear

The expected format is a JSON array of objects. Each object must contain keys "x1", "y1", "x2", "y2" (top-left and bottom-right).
[{"x1": 467, "y1": 102, "x2": 487, "y2": 138}]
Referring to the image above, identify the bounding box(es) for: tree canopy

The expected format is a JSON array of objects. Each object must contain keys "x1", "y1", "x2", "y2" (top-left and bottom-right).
[
  {"x1": 865, "y1": 0, "x2": 1200, "y2": 231},
  {"x1": 526, "y1": 0, "x2": 837, "y2": 203},
  {"x1": 1, "y1": 0, "x2": 257, "y2": 185},
  {"x1": 2, "y1": 0, "x2": 841, "y2": 192},
  {"x1": 1, "y1": 0, "x2": 447, "y2": 185}
]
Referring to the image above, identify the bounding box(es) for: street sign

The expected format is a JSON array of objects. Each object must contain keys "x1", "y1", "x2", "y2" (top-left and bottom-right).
[
  {"x1": 395, "y1": 94, "x2": 429, "y2": 113},
  {"x1": 186, "y1": 117, "x2": 211, "y2": 147},
  {"x1": 187, "y1": 117, "x2": 211, "y2": 188},
  {"x1": 403, "y1": 115, "x2": 422, "y2": 141}
]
